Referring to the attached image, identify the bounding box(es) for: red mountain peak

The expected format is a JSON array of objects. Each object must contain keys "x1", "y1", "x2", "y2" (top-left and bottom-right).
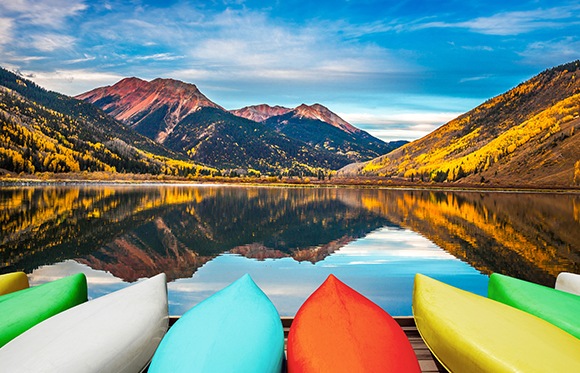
[
  {"x1": 294, "y1": 103, "x2": 359, "y2": 134},
  {"x1": 76, "y1": 77, "x2": 223, "y2": 143}
]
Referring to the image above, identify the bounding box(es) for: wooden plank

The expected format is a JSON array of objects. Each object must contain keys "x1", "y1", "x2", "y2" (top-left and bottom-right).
[{"x1": 168, "y1": 316, "x2": 446, "y2": 373}]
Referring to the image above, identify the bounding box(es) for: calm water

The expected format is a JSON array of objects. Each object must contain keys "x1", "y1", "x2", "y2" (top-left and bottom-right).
[{"x1": 1, "y1": 184, "x2": 579, "y2": 316}]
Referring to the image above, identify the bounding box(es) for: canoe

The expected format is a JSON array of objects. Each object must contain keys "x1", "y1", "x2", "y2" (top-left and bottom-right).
[
  {"x1": 0, "y1": 271, "x2": 29, "y2": 295},
  {"x1": 149, "y1": 274, "x2": 284, "y2": 373},
  {"x1": 555, "y1": 272, "x2": 580, "y2": 295},
  {"x1": 0, "y1": 273, "x2": 87, "y2": 348},
  {"x1": 0, "y1": 273, "x2": 169, "y2": 373},
  {"x1": 413, "y1": 274, "x2": 580, "y2": 373},
  {"x1": 287, "y1": 274, "x2": 420, "y2": 373},
  {"x1": 488, "y1": 272, "x2": 580, "y2": 339}
]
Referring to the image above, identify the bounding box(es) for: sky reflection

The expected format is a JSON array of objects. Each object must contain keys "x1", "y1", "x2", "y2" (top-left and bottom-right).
[
  {"x1": 30, "y1": 225, "x2": 488, "y2": 316},
  {"x1": 29, "y1": 227, "x2": 488, "y2": 316},
  {"x1": 169, "y1": 226, "x2": 488, "y2": 316}
]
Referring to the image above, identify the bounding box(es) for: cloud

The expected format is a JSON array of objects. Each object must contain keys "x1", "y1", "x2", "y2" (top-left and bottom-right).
[
  {"x1": 340, "y1": 111, "x2": 460, "y2": 141},
  {"x1": 459, "y1": 75, "x2": 492, "y2": 83},
  {"x1": 31, "y1": 33, "x2": 76, "y2": 52},
  {"x1": 24, "y1": 68, "x2": 124, "y2": 95},
  {"x1": 0, "y1": 0, "x2": 87, "y2": 28},
  {"x1": 518, "y1": 37, "x2": 580, "y2": 66},
  {"x1": 64, "y1": 55, "x2": 96, "y2": 64},
  {"x1": 132, "y1": 53, "x2": 184, "y2": 62},
  {"x1": 0, "y1": 17, "x2": 13, "y2": 45},
  {"x1": 413, "y1": 6, "x2": 580, "y2": 35}
]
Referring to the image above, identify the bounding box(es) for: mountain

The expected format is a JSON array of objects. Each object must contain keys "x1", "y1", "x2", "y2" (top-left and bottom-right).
[
  {"x1": 263, "y1": 103, "x2": 403, "y2": 162},
  {"x1": 162, "y1": 106, "x2": 350, "y2": 172},
  {"x1": 78, "y1": 78, "x2": 404, "y2": 173},
  {"x1": 233, "y1": 102, "x2": 404, "y2": 162},
  {"x1": 0, "y1": 68, "x2": 213, "y2": 176},
  {"x1": 339, "y1": 60, "x2": 580, "y2": 187},
  {"x1": 230, "y1": 104, "x2": 292, "y2": 122},
  {"x1": 76, "y1": 77, "x2": 224, "y2": 143}
]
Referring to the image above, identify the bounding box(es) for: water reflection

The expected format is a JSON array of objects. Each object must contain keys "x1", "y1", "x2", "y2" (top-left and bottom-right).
[{"x1": 1, "y1": 185, "x2": 578, "y2": 315}]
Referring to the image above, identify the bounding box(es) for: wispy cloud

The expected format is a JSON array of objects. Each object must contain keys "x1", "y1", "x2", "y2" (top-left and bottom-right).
[
  {"x1": 21, "y1": 69, "x2": 124, "y2": 95},
  {"x1": 31, "y1": 34, "x2": 76, "y2": 52},
  {"x1": 132, "y1": 53, "x2": 184, "y2": 62},
  {"x1": 518, "y1": 37, "x2": 580, "y2": 65},
  {"x1": 340, "y1": 111, "x2": 461, "y2": 142},
  {"x1": 64, "y1": 55, "x2": 96, "y2": 64},
  {"x1": 413, "y1": 6, "x2": 580, "y2": 35},
  {"x1": 459, "y1": 75, "x2": 493, "y2": 83},
  {"x1": 0, "y1": 17, "x2": 13, "y2": 45},
  {"x1": 0, "y1": 0, "x2": 87, "y2": 28}
]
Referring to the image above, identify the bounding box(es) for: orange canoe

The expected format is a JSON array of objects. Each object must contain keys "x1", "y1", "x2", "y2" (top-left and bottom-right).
[{"x1": 287, "y1": 274, "x2": 420, "y2": 373}]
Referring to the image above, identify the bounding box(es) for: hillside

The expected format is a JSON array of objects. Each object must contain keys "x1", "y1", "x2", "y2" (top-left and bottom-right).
[
  {"x1": 339, "y1": 61, "x2": 580, "y2": 187},
  {"x1": 78, "y1": 79, "x2": 402, "y2": 173},
  {"x1": 0, "y1": 68, "x2": 214, "y2": 176}
]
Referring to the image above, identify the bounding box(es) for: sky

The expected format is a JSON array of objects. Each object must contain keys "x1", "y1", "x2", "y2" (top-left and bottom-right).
[{"x1": 1, "y1": 0, "x2": 579, "y2": 141}]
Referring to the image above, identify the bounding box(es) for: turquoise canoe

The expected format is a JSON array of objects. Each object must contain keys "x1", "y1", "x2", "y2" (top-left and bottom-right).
[
  {"x1": 149, "y1": 274, "x2": 284, "y2": 373},
  {"x1": 0, "y1": 273, "x2": 87, "y2": 348},
  {"x1": 0, "y1": 271, "x2": 29, "y2": 296},
  {"x1": 413, "y1": 274, "x2": 580, "y2": 372},
  {"x1": 0, "y1": 273, "x2": 168, "y2": 373},
  {"x1": 488, "y1": 272, "x2": 580, "y2": 339}
]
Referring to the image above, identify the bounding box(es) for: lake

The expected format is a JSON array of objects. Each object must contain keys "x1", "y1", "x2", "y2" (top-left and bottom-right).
[{"x1": 1, "y1": 184, "x2": 578, "y2": 316}]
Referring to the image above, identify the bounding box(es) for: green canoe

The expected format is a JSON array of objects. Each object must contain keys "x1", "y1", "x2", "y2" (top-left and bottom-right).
[
  {"x1": 488, "y1": 273, "x2": 580, "y2": 339},
  {"x1": 0, "y1": 273, "x2": 88, "y2": 348}
]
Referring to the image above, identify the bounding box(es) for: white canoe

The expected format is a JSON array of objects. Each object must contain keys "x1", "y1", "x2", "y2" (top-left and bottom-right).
[
  {"x1": 555, "y1": 272, "x2": 580, "y2": 296},
  {"x1": 0, "y1": 273, "x2": 169, "y2": 373}
]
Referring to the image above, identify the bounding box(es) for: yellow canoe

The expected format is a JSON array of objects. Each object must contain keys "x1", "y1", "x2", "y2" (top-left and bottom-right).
[
  {"x1": 413, "y1": 274, "x2": 580, "y2": 373},
  {"x1": 0, "y1": 272, "x2": 29, "y2": 296}
]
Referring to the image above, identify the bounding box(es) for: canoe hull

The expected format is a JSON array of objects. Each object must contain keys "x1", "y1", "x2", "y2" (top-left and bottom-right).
[
  {"x1": 488, "y1": 272, "x2": 580, "y2": 339},
  {"x1": 149, "y1": 274, "x2": 284, "y2": 373},
  {"x1": 413, "y1": 274, "x2": 580, "y2": 373},
  {"x1": 0, "y1": 273, "x2": 87, "y2": 348},
  {"x1": 287, "y1": 274, "x2": 420, "y2": 373},
  {"x1": 0, "y1": 271, "x2": 29, "y2": 296},
  {"x1": 0, "y1": 273, "x2": 169, "y2": 373},
  {"x1": 555, "y1": 272, "x2": 580, "y2": 296}
]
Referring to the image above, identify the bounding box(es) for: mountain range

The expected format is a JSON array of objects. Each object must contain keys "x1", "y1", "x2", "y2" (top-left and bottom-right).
[
  {"x1": 1, "y1": 60, "x2": 579, "y2": 186},
  {"x1": 339, "y1": 60, "x2": 580, "y2": 188},
  {"x1": 77, "y1": 78, "x2": 402, "y2": 174}
]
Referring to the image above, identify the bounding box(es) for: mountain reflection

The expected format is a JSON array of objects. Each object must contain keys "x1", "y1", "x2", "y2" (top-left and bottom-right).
[{"x1": 1, "y1": 185, "x2": 578, "y2": 286}]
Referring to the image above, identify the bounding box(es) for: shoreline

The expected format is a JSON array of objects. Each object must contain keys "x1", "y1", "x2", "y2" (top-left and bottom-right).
[{"x1": 1, "y1": 173, "x2": 579, "y2": 194}]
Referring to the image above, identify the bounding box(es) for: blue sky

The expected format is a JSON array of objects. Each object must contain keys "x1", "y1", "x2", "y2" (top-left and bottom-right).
[{"x1": 1, "y1": 1, "x2": 579, "y2": 141}]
